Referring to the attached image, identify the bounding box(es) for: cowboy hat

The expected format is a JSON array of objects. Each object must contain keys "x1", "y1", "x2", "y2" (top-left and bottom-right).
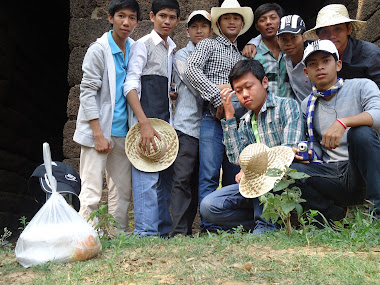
[
  {"x1": 304, "y1": 4, "x2": 366, "y2": 41},
  {"x1": 238, "y1": 143, "x2": 294, "y2": 198},
  {"x1": 211, "y1": 0, "x2": 253, "y2": 37},
  {"x1": 125, "y1": 118, "x2": 179, "y2": 172}
]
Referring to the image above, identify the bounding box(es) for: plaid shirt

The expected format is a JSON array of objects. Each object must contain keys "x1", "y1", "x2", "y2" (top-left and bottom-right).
[
  {"x1": 253, "y1": 41, "x2": 294, "y2": 99},
  {"x1": 185, "y1": 35, "x2": 242, "y2": 108},
  {"x1": 221, "y1": 92, "x2": 303, "y2": 164}
]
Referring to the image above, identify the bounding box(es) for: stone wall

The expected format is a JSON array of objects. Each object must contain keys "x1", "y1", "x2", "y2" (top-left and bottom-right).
[
  {"x1": 64, "y1": 0, "x2": 219, "y2": 171},
  {"x1": 64, "y1": 0, "x2": 380, "y2": 172}
]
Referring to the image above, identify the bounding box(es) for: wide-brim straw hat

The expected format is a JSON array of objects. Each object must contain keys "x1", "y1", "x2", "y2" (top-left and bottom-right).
[
  {"x1": 238, "y1": 143, "x2": 294, "y2": 198},
  {"x1": 125, "y1": 119, "x2": 179, "y2": 173},
  {"x1": 304, "y1": 4, "x2": 366, "y2": 41},
  {"x1": 211, "y1": 0, "x2": 254, "y2": 37}
]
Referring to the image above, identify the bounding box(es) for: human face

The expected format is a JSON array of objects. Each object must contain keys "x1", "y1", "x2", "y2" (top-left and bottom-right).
[
  {"x1": 233, "y1": 72, "x2": 269, "y2": 114},
  {"x1": 218, "y1": 13, "x2": 244, "y2": 42},
  {"x1": 277, "y1": 33, "x2": 304, "y2": 57},
  {"x1": 304, "y1": 52, "x2": 342, "y2": 91},
  {"x1": 150, "y1": 8, "x2": 180, "y2": 41},
  {"x1": 317, "y1": 23, "x2": 352, "y2": 56},
  {"x1": 108, "y1": 8, "x2": 138, "y2": 43},
  {"x1": 255, "y1": 10, "x2": 280, "y2": 39},
  {"x1": 187, "y1": 19, "x2": 213, "y2": 46}
]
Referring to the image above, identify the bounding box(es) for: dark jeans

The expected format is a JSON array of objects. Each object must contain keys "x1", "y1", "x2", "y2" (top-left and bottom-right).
[
  {"x1": 291, "y1": 126, "x2": 380, "y2": 220},
  {"x1": 170, "y1": 131, "x2": 199, "y2": 236},
  {"x1": 198, "y1": 111, "x2": 241, "y2": 232},
  {"x1": 199, "y1": 184, "x2": 276, "y2": 232}
]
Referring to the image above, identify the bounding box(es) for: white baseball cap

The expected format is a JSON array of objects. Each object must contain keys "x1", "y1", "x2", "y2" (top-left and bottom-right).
[
  {"x1": 303, "y1": 39, "x2": 339, "y2": 64},
  {"x1": 187, "y1": 10, "x2": 211, "y2": 26}
]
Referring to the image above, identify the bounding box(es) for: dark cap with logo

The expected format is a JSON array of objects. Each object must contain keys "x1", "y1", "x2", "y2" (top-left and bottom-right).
[{"x1": 29, "y1": 161, "x2": 81, "y2": 210}]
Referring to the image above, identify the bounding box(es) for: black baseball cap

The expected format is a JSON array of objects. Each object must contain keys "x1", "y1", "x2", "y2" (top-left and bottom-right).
[
  {"x1": 277, "y1": 15, "x2": 306, "y2": 35},
  {"x1": 29, "y1": 161, "x2": 81, "y2": 211}
]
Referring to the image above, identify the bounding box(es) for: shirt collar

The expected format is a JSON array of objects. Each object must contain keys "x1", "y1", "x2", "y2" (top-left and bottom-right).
[
  {"x1": 258, "y1": 40, "x2": 284, "y2": 58},
  {"x1": 341, "y1": 36, "x2": 353, "y2": 64},
  {"x1": 108, "y1": 30, "x2": 130, "y2": 55},
  {"x1": 150, "y1": 29, "x2": 177, "y2": 51},
  {"x1": 216, "y1": 35, "x2": 239, "y2": 48},
  {"x1": 186, "y1": 41, "x2": 196, "y2": 53},
  {"x1": 243, "y1": 92, "x2": 274, "y2": 123}
]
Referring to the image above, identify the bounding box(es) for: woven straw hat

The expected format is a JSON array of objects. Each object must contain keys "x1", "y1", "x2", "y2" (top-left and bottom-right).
[
  {"x1": 238, "y1": 143, "x2": 294, "y2": 198},
  {"x1": 211, "y1": 0, "x2": 253, "y2": 37},
  {"x1": 304, "y1": 4, "x2": 366, "y2": 41},
  {"x1": 125, "y1": 119, "x2": 179, "y2": 173}
]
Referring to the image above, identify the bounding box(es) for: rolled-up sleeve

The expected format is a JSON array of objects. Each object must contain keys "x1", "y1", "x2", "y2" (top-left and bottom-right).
[
  {"x1": 123, "y1": 40, "x2": 147, "y2": 99},
  {"x1": 361, "y1": 79, "x2": 380, "y2": 130}
]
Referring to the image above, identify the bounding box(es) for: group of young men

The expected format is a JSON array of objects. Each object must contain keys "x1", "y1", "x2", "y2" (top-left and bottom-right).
[{"x1": 73, "y1": 0, "x2": 380, "y2": 238}]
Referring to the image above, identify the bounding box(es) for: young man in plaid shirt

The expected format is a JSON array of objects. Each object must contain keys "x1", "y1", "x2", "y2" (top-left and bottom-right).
[
  {"x1": 200, "y1": 59, "x2": 303, "y2": 234},
  {"x1": 243, "y1": 3, "x2": 294, "y2": 99},
  {"x1": 185, "y1": 0, "x2": 254, "y2": 233}
]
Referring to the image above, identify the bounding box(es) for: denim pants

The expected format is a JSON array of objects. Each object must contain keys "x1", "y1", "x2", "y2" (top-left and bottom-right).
[
  {"x1": 198, "y1": 111, "x2": 241, "y2": 231},
  {"x1": 132, "y1": 166, "x2": 172, "y2": 236},
  {"x1": 291, "y1": 126, "x2": 380, "y2": 220},
  {"x1": 199, "y1": 184, "x2": 275, "y2": 231}
]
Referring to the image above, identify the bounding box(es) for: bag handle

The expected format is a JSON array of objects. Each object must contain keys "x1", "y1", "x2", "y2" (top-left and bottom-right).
[{"x1": 43, "y1": 142, "x2": 57, "y2": 193}]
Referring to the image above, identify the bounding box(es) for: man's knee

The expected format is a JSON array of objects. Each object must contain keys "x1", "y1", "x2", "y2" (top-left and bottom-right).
[
  {"x1": 199, "y1": 194, "x2": 219, "y2": 223},
  {"x1": 347, "y1": 126, "x2": 377, "y2": 145}
]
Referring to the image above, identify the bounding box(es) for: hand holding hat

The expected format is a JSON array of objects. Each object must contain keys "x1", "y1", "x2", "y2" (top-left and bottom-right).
[{"x1": 125, "y1": 119, "x2": 179, "y2": 173}]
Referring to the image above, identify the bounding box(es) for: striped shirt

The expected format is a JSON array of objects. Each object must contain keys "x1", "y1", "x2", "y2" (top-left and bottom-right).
[
  {"x1": 253, "y1": 41, "x2": 294, "y2": 99},
  {"x1": 172, "y1": 41, "x2": 203, "y2": 139},
  {"x1": 221, "y1": 92, "x2": 303, "y2": 165},
  {"x1": 185, "y1": 35, "x2": 242, "y2": 109}
]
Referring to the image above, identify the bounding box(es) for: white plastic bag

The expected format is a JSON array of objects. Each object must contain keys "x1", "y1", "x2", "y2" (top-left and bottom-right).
[{"x1": 15, "y1": 143, "x2": 102, "y2": 268}]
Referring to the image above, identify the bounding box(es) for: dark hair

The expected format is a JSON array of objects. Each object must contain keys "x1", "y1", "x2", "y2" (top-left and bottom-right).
[
  {"x1": 304, "y1": 51, "x2": 338, "y2": 66},
  {"x1": 151, "y1": 0, "x2": 180, "y2": 17},
  {"x1": 254, "y1": 3, "x2": 284, "y2": 25},
  {"x1": 316, "y1": 22, "x2": 351, "y2": 36},
  {"x1": 109, "y1": 0, "x2": 141, "y2": 20},
  {"x1": 229, "y1": 60, "x2": 266, "y2": 89},
  {"x1": 188, "y1": 15, "x2": 211, "y2": 28},
  {"x1": 217, "y1": 13, "x2": 243, "y2": 25}
]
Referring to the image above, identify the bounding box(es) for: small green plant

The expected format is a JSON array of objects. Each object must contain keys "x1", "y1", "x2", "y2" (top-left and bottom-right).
[
  {"x1": 0, "y1": 227, "x2": 12, "y2": 248},
  {"x1": 18, "y1": 216, "x2": 29, "y2": 231},
  {"x1": 259, "y1": 166, "x2": 310, "y2": 236},
  {"x1": 89, "y1": 204, "x2": 120, "y2": 239}
]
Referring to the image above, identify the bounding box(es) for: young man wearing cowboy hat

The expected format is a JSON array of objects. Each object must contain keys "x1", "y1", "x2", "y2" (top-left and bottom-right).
[
  {"x1": 304, "y1": 4, "x2": 380, "y2": 88},
  {"x1": 200, "y1": 59, "x2": 303, "y2": 234},
  {"x1": 185, "y1": 0, "x2": 254, "y2": 233},
  {"x1": 170, "y1": 10, "x2": 213, "y2": 237},
  {"x1": 291, "y1": 39, "x2": 380, "y2": 222}
]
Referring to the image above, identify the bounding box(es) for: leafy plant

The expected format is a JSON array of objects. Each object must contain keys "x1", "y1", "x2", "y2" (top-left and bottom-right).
[
  {"x1": 259, "y1": 166, "x2": 310, "y2": 236},
  {"x1": 0, "y1": 227, "x2": 12, "y2": 248},
  {"x1": 18, "y1": 216, "x2": 29, "y2": 231},
  {"x1": 88, "y1": 204, "x2": 120, "y2": 239}
]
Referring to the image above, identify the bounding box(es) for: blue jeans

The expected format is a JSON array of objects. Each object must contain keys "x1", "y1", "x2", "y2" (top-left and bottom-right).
[
  {"x1": 198, "y1": 111, "x2": 241, "y2": 231},
  {"x1": 291, "y1": 126, "x2": 380, "y2": 220},
  {"x1": 199, "y1": 184, "x2": 276, "y2": 231},
  {"x1": 132, "y1": 166, "x2": 172, "y2": 236}
]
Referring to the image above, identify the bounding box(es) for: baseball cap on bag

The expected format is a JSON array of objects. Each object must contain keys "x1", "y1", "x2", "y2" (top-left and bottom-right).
[
  {"x1": 303, "y1": 39, "x2": 339, "y2": 65},
  {"x1": 277, "y1": 15, "x2": 306, "y2": 35},
  {"x1": 29, "y1": 161, "x2": 81, "y2": 211}
]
